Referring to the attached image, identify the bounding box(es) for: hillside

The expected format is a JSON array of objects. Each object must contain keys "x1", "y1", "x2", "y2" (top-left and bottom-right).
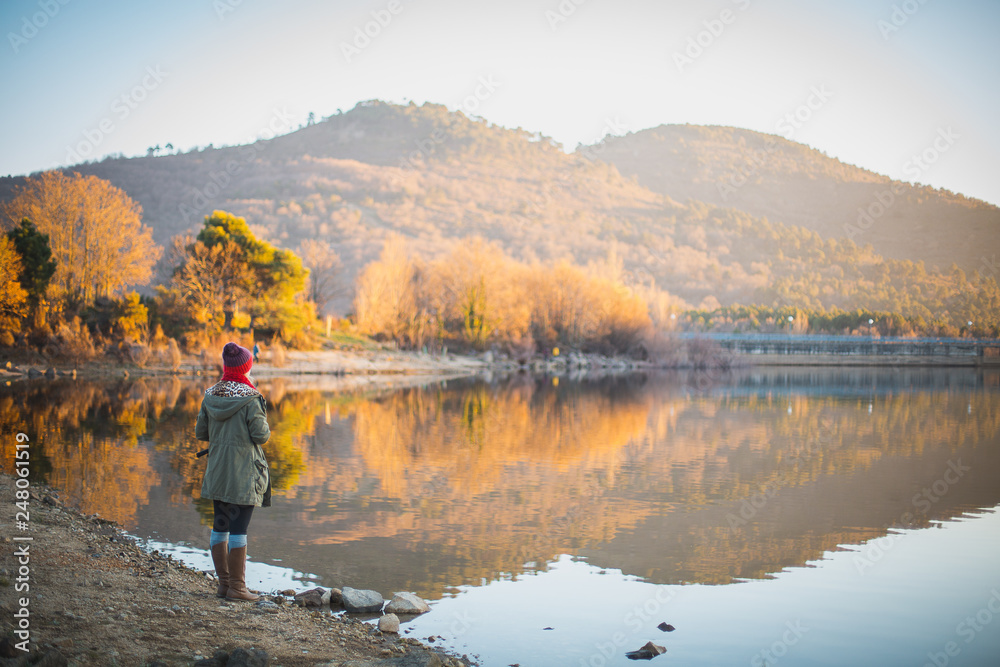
[
  {"x1": 1, "y1": 101, "x2": 996, "y2": 327},
  {"x1": 589, "y1": 124, "x2": 999, "y2": 273}
]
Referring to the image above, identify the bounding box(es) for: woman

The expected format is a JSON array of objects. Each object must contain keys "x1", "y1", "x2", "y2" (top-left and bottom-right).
[{"x1": 196, "y1": 342, "x2": 271, "y2": 601}]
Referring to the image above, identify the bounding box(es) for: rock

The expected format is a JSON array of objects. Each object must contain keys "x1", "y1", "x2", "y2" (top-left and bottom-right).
[
  {"x1": 657, "y1": 622, "x2": 675, "y2": 632},
  {"x1": 378, "y1": 613, "x2": 400, "y2": 633},
  {"x1": 341, "y1": 586, "x2": 384, "y2": 613},
  {"x1": 336, "y1": 654, "x2": 445, "y2": 667},
  {"x1": 191, "y1": 648, "x2": 231, "y2": 666},
  {"x1": 625, "y1": 641, "x2": 666, "y2": 660},
  {"x1": 293, "y1": 587, "x2": 329, "y2": 607},
  {"x1": 44, "y1": 368, "x2": 56, "y2": 379},
  {"x1": 330, "y1": 587, "x2": 343, "y2": 604},
  {"x1": 226, "y1": 647, "x2": 270, "y2": 667},
  {"x1": 33, "y1": 649, "x2": 68, "y2": 667},
  {"x1": 0, "y1": 637, "x2": 18, "y2": 658},
  {"x1": 28, "y1": 367, "x2": 42, "y2": 378},
  {"x1": 385, "y1": 592, "x2": 430, "y2": 615}
]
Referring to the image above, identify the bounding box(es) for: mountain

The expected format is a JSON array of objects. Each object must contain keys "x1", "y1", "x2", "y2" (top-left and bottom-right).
[
  {"x1": 1, "y1": 101, "x2": 996, "y2": 326},
  {"x1": 589, "y1": 124, "x2": 998, "y2": 274}
]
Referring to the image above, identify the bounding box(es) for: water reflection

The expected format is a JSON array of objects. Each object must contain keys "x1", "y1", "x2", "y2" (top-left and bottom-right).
[{"x1": 2, "y1": 369, "x2": 999, "y2": 600}]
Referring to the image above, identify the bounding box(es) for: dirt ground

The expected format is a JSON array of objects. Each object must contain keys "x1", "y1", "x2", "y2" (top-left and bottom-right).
[{"x1": 0, "y1": 474, "x2": 467, "y2": 667}]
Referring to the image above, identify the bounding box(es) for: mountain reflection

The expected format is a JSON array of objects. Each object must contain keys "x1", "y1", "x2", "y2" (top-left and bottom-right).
[{"x1": 2, "y1": 369, "x2": 998, "y2": 597}]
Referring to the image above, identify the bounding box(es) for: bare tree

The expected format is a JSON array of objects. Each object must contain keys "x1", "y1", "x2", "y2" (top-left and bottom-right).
[{"x1": 300, "y1": 239, "x2": 343, "y2": 315}]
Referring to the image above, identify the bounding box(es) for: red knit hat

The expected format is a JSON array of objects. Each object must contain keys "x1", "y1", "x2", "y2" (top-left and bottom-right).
[{"x1": 222, "y1": 342, "x2": 253, "y2": 375}]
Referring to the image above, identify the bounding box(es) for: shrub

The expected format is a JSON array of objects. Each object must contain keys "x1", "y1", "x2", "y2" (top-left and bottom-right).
[
  {"x1": 166, "y1": 338, "x2": 182, "y2": 371},
  {"x1": 127, "y1": 342, "x2": 151, "y2": 367},
  {"x1": 270, "y1": 340, "x2": 287, "y2": 367},
  {"x1": 53, "y1": 317, "x2": 97, "y2": 363}
]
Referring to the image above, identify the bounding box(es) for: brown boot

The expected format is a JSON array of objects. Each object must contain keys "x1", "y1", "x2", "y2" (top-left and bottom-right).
[
  {"x1": 225, "y1": 546, "x2": 259, "y2": 602},
  {"x1": 210, "y1": 542, "x2": 229, "y2": 597}
]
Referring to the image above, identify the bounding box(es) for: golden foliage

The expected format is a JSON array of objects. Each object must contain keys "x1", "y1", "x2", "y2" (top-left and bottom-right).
[
  {"x1": 354, "y1": 236, "x2": 653, "y2": 352},
  {"x1": 0, "y1": 236, "x2": 28, "y2": 332},
  {"x1": 1, "y1": 171, "x2": 161, "y2": 305},
  {"x1": 353, "y1": 234, "x2": 426, "y2": 345}
]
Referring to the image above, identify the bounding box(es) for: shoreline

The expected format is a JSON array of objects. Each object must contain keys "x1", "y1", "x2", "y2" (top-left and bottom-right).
[
  {"x1": 0, "y1": 472, "x2": 470, "y2": 667},
  {"x1": 0, "y1": 347, "x2": 657, "y2": 385},
  {"x1": 4, "y1": 337, "x2": 999, "y2": 387}
]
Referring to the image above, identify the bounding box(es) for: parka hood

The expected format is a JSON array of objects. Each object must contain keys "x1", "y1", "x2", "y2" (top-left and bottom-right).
[{"x1": 200, "y1": 393, "x2": 261, "y2": 422}]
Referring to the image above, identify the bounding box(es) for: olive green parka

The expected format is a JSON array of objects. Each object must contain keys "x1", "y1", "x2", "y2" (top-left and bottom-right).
[{"x1": 196, "y1": 389, "x2": 271, "y2": 506}]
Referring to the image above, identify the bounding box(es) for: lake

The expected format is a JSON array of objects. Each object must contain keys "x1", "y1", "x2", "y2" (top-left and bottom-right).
[{"x1": 3, "y1": 367, "x2": 999, "y2": 666}]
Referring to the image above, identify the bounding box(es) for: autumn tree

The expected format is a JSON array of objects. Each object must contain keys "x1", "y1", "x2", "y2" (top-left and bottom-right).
[
  {"x1": 167, "y1": 233, "x2": 253, "y2": 330},
  {"x1": 354, "y1": 235, "x2": 425, "y2": 344},
  {"x1": 163, "y1": 211, "x2": 312, "y2": 337},
  {"x1": 352, "y1": 235, "x2": 652, "y2": 354},
  {"x1": 424, "y1": 238, "x2": 530, "y2": 349},
  {"x1": 299, "y1": 239, "x2": 343, "y2": 315},
  {"x1": 0, "y1": 171, "x2": 161, "y2": 307},
  {"x1": 0, "y1": 237, "x2": 29, "y2": 335},
  {"x1": 5, "y1": 218, "x2": 56, "y2": 306}
]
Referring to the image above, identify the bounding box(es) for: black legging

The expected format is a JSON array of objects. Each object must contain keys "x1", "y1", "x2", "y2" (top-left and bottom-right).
[{"x1": 212, "y1": 500, "x2": 254, "y2": 535}]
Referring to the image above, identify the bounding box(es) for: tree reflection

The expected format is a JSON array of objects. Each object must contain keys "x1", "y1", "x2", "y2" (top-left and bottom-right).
[{"x1": 1, "y1": 370, "x2": 997, "y2": 593}]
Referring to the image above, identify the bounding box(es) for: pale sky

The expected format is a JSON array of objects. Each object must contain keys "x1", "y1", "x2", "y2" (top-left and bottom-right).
[{"x1": 2, "y1": 0, "x2": 998, "y2": 205}]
